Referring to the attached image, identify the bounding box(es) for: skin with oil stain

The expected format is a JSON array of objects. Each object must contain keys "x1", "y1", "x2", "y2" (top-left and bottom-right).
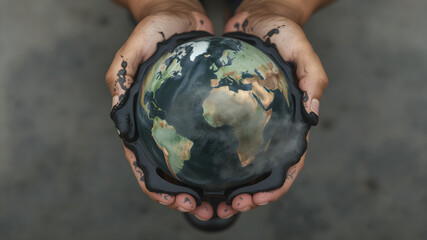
[
  {"x1": 263, "y1": 25, "x2": 285, "y2": 46},
  {"x1": 286, "y1": 166, "x2": 296, "y2": 180},
  {"x1": 114, "y1": 59, "x2": 129, "y2": 101},
  {"x1": 242, "y1": 18, "x2": 249, "y2": 32},
  {"x1": 159, "y1": 31, "x2": 166, "y2": 41},
  {"x1": 133, "y1": 161, "x2": 145, "y2": 182},
  {"x1": 302, "y1": 91, "x2": 319, "y2": 125},
  {"x1": 234, "y1": 22, "x2": 240, "y2": 30},
  {"x1": 159, "y1": 193, "x2": 173, "y2": 202}
]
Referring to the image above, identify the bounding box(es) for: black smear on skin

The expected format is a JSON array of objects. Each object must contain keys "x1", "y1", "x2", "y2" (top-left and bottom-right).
[
  {"x1": 200, "y1": 20, "x2": 204, "y2": 25},
  {"x1": 135, "y1": 160, "x2": 145, "y2": 182},
  {"x1": 115, "y1": 60, "x2": 128, "y2": 101},
  {"x1": 301, "y1": 91, "x2": 319, "y2": 126},
  {"x1": 265, "y1": 39, "x2": 274, "y2": 46},
  {"x1": 242, "y1": 18, "x2": 249, "y2": 32},
  {"x1": 303, "y1": 91, "x2": 309, "y2": 102},
  {"x1": 263, "y1": 25, "x2": 285, "y2": 46},
  {"x1": 184, "y1": 197, "x2": 191, "y2": 204},
  {"x1": 159, "y1": 31, "x2": 165, "y2": 41},
  {"x1": 264, "y1": 28, "x2": 279, "y2": 39},
  {"x1": 264, "y1": 28, "x2": 279, "y2": 46},
  {"x1": 234, "y1": 22, "x2": 240, "y2": 30},
  {"x1": 286, "y1": 167, "x2": 296, "y2": 180},
  {"x1": 162, "y1": 194, "x2": 170, "y2": 201},
  {"x1": 133, "y1": 159, "x2": 145, "y2": 182}
]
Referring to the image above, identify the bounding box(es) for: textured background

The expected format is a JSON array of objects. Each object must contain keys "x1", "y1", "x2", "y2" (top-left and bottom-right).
[{"x1": 1, "y1": 0, "x2": 426, "y2": 239}]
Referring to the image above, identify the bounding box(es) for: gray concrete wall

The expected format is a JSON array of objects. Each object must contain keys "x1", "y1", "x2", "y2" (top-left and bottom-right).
[{"x1": 0, "y1": 0, "x2": 426, "y2": 239}]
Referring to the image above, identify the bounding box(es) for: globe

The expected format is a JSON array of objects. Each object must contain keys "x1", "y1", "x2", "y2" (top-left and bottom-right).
[{"x1": 136, "y1": 36, "x2": 299, "y2": 191}]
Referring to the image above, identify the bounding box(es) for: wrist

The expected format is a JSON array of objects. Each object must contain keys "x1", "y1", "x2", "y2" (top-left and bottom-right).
[
  {"x1": 237, "y1": 0, "x2": 332, "y2": 26},
  {"x1": 117, "y1": 0, "x2": 205, "y2": 22}
]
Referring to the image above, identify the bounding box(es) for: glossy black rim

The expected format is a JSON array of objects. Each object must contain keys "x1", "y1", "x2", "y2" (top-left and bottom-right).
[{"x1": 110, "y1": 31, "x2": 313, "y2": 206}]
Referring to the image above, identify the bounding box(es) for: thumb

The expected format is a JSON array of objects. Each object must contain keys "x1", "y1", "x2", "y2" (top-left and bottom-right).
[
  {"x1": 105, "y1": 49, "x2": 141, "y2": 108},
  {"x1": 294, "y1": 43, "x2": 328, "y2": 125}
]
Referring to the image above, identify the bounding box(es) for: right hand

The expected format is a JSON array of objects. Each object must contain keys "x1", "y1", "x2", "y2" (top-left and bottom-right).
[
  {"x1": 105, "y1": 0, "x2": 216, "y2": 221},
  {"x1": 215, "y1": 0, "x2": 330, "y2": 219}
]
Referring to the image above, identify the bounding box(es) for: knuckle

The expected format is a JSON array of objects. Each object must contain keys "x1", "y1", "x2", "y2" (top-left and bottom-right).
[
  {"x1": 105, "y1": 69, "x2": 114, "y2": 84},
  {"x1": 320, "y1": 75, "x2": 329, "y2": 87}
]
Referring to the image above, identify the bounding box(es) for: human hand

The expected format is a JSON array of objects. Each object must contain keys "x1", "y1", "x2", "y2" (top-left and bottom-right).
[
  {"x1": 215, "y1": 0, "x2": 330, "y2": 218},
  {"x1": 105, "y1": 0, "x2": 215, "y2": 221}
]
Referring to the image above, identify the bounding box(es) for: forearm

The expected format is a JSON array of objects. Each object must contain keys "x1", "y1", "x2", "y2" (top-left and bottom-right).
[
  {"x1": 113, "y1": 0, "x2": 205, "y2": 22},
  {"x1": 236, "y1": 0, "x2": 335, "y2": 26}
]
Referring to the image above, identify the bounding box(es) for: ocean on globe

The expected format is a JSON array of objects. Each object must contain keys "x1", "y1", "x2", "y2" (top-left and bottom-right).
[{"x1": 136, "y1": 36, "x2": 297, "y2": 190}]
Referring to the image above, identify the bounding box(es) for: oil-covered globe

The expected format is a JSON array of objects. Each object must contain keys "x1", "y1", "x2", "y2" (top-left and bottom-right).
[{"x1": 136, "y1": 36, "x2": 298, "y2": 191}]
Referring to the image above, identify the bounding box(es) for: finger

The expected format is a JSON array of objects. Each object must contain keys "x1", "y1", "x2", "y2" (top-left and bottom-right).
[
  {"x1": 294, "y1": 44, "x2": 328, "y2": 125},
  {"x1": 189, "y1": 201, "x2": 214, "y2": 221},
  {"x1": 217, "y1": 201, "x2": 238, "y2": 219},
  {"x1": 105, "y1": 40, "x2": 142, "y2": 107},
  {"x1": 258, "y1": 23, "x2": 328, "y2": 123},
  {"x1": 232, "y1": 193, "x2": 257, "y2": 212},
  {"x1": 169, "y1": 193, "x2": 196, "y2": 212},
  {"x1": 252, "y1": 152, "x2": 306, "y2": 205},
  {"x1": 123, "y1": 145, "x2": 176, "y2": 205},
  {"x1": 223, "y1": 12, "x2": 250, "y2": 33}
]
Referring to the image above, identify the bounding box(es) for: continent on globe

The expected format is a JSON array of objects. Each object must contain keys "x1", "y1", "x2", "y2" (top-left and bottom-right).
[
  {"x1": 202, "y1": 87, "x2": 272, "y2": 167},
  {"x1": 151, "y1": 116, "x2": 194, "y2": 178}
]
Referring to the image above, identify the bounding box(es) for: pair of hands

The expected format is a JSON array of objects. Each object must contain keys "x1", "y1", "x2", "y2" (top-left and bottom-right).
[{"x1": 106, "y1": 0, "x2": 328, "y2": 221}]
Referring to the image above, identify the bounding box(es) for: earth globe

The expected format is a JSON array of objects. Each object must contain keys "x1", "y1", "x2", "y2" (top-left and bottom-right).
[
  {"x1": 135, "y1": 34, "x2": 306, "y2": 191},
  {"x1": 111, "y1": 31, "x2": 311, "y2": 231}
]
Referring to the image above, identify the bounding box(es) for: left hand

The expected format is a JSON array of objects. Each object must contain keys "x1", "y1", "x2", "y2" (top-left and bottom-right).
[{"x1": 106, "y1": 0, "x2": 217, "y2": 221}]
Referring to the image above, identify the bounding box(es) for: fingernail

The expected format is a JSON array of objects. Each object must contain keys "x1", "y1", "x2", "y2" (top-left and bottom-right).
[
  {"x1": 239, "y1": 207, "x2": 251, "y2": 212},
  {"x1": 257, "y1": 201, "x2": 270, "y2": 206},
  {"x1": 159, "y1": 201, "x2": 168, "y2": 205},
  {"x1": 177, "y1": 207, "x2": 190, "y2": 212},
  {"x1": 223, "y1": 214, "x2": 234, "y2": 219},
  {"x1": 311, "y1": 98, "x2": 320, "y2": 116},
  {"x1": 112, "y1": 95, "x2": 119, "y2": 107},
  {"x1": 194, "y1": 215, "x2": 208, "y2": 221}
]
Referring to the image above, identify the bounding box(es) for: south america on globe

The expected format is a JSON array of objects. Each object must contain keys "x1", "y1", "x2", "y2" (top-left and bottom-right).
[{"x1": 136, "y1": 36, "x2": 304, "y2": 191}]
